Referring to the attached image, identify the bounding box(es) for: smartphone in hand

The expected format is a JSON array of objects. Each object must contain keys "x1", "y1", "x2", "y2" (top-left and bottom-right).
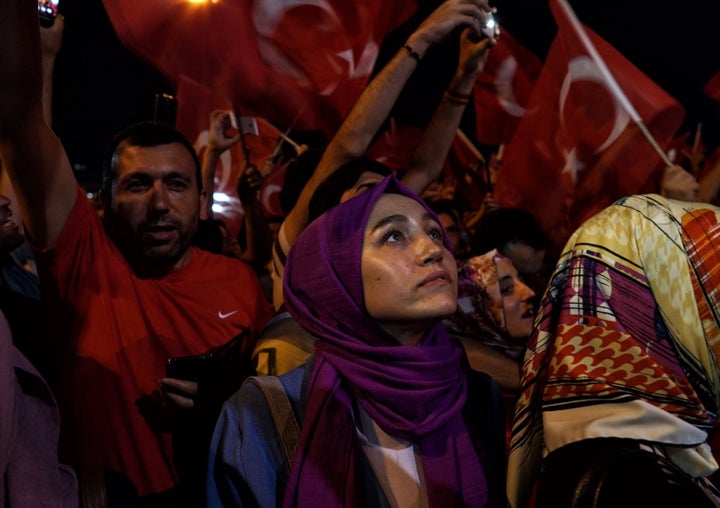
[
  {"x1": 38, "y1": 0, "x2": 59, "y2": 28},
  {"x1": 166, "y1": 353, "x2": 213, "y2": 382}
]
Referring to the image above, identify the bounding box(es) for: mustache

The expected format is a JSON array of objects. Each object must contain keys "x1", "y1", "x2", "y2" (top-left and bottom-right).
[{"x1": 138, "y1": 218, "x2": 183, "y2": 232}]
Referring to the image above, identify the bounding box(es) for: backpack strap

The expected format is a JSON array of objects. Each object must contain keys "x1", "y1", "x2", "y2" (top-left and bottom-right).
[{"x1": 245, "y1": 376, "x2": 301, "y2": 473}]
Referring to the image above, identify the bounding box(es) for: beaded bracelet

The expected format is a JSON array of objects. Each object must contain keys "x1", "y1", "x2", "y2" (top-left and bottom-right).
[{"x1": 403, "y1": 43, "x2": 421, "y2": 62}]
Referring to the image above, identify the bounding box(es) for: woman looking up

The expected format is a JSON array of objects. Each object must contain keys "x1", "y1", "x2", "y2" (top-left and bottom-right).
[{"x1": 208, "y1": 176, "x2": 506, "y2": 507}]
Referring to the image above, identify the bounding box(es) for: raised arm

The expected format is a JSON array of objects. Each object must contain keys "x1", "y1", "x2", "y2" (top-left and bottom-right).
[
  {"x1": 402, "y1": 27, "x2": 495, "y2": 195},
  {"x1": 236, "y1": 163, "x2": 273, "y2": 273},
  {"x1": 282, "y1": 0, "x2": 494, "y2": 245},
  {"x1": 201, "y1": 109, "x2": 242, "y2": 218},
  {"x1": 0, "y1": 0, "x2": 77, "y2": 248},
  {"x1": 40, "y1": 15, "x2": 64, "y2": 126}
]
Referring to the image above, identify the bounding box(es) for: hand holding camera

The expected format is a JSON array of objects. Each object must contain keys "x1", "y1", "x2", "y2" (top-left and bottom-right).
[
  {"x1": 476, "y1": 9, "x2": 500, "y2": 40},
  {"x1": 37, "y1": 0, "x2": 59, "y2": 28}
]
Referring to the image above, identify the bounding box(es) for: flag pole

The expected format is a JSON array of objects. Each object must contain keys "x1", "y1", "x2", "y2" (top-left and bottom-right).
[{"x1": 553, "y1": 0, "x2": 674, "y2": 167}]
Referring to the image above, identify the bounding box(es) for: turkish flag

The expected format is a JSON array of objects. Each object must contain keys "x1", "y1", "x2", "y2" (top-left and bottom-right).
[
  {"x1": 494, "y1": 0, "x2": 684, "y2": 252},
  {"x1": 366, "y1": 121, "x2": 423, "y2": 172},
  {"x1": 443, "y1": 131, "x2": 489, "y2": 209},
  {"x1": 175, "y1": 76, "x2": 286, "y2": 237},
  {"x1": 704, "y1": 70, "x2": 720, "y2": 104},
  {"x1": 103, "y1": 0, "x2": 416, "y2": 137},
  {"x1": 472, "y1": 30, "x2": 542, "y2": 146}
]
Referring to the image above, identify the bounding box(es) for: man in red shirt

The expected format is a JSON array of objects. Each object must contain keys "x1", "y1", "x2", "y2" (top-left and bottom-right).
[{"x1": 0, "y1": 0, "x2": 272, "y2": 500}]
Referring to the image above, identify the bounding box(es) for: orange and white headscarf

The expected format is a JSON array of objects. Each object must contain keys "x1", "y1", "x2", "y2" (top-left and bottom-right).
[{"x1": 508, "y1": 194, "x2": 720, "y2": 508}]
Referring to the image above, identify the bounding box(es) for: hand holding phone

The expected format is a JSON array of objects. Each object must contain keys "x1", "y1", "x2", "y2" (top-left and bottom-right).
[
  {"x1": 37, "y1": 0, "x2": 59, "y2": 28},
  {"x1": 476, "y1": 9, "x2": 500, "y2": 40}
]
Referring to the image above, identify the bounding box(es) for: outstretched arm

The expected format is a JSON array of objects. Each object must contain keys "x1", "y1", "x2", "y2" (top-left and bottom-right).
[
  {"x1": 282, "y1": 0, "x2": 494, "y2": 246},
  {"x1": 402, "y1": 26, "x2": 495, "y2": 195},
  {"x1": 0, "y1": 0, "x2": 77, "y2": 248},
  {"x1": 201, "y1": 109, "x2": 242, "y2": 218},
  {"x1": 40, "y1": 15, "x2": 64, "y2": 126},
  {"x1": 237, "y1": 163, "x2": 273, "y2": 273}
]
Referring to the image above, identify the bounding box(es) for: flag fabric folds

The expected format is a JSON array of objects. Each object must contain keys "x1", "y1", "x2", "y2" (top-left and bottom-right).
[
  {"x1": 472, "y1": 30, "x2": 542, "y2": 146},
  {"x1": 102, "y1": 0, "x2": 416, "y2": 137},
  {"x1": 704, "y1": 70, "x2": 720, "y2": 104},
  {"x1": 494, "y1": 0, "x2": 684, "y2": 252},
  {"x1": 175, "y1": 76, "x2": 286, "y2": 236}
]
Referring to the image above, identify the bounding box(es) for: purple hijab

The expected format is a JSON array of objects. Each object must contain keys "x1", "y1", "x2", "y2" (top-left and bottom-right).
[{"x1": 283, "y1": 176, "x2": 488, "y2": 507}]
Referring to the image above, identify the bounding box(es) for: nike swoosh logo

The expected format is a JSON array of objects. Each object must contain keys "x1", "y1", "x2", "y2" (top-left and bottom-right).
[{"x1": 218, "y1": 310, "x2": 239, "y2": 319}]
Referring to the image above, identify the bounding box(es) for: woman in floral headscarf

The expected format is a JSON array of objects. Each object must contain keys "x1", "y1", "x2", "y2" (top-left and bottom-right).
[
  {"x1": 507, "y1": 194, "x2": 720, "y2": 508},
  {"x1": 446, "y1": 251, "x2": 537, "y2": 369},
  {"x1": 444, "y1": 250, "x2": 536, "y2": 443}
]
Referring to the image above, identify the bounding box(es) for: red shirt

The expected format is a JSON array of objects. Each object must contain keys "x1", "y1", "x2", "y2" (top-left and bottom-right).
[{"x1": 34, "y1": 188, "x2": 273, "y2": 495}]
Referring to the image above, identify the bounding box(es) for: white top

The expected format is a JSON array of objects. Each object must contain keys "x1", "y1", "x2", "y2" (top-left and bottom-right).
[{"x1": 355, "y1": 404, "x2": 428, "y2": 508}]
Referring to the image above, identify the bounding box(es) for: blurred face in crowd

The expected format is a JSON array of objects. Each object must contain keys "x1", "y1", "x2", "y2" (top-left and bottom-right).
[
  {"x1": 0, "y1": 194, "x2": 24, "y2": 254},
  {"x1": 490, "y1": 258, "x2": 536, "y2": 341},
  {"x1": 502, "y1": 240, "x2": 547, "y2": 298},
  {"x1": 502, "y1": 241, "x2": 545, "y2": 279},
  {"x1": 339, "y1": 171, "x2": 386, "y2": 204},
  {"x1": 104, "y1": 141, "x2": 207, "y2": 274},
  {"x1": 437, "y1": 211, "x2": 461, "y2": 254},
  {"x1": 362, "y1": 193, "x2": 457, "y2": 345}
]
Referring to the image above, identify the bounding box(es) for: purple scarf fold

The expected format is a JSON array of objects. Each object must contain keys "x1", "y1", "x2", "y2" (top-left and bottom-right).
[{"x1": 283, "y1": 176, "x2": 488, "y2": 507}]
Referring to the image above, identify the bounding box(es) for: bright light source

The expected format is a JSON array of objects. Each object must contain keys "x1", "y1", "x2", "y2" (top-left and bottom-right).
[{"x1": 213, "y1": 192, "x2": 233, "y2": 203}]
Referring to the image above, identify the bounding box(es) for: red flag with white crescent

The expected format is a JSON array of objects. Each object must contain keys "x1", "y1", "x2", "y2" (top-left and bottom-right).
[
  {"x1": 175, "y1": 76, "x2": 286, "y2": 237},
  {"x1": 704, "y1": 70, "x2": 720, "y2": 104},
  {"x1": 103, "y1": 0, "x2": 416, "y2": 137},
  {"x1": 472, "y1": 30, "x2": 542, "y2": 146},
  {"x1": 494, "y1": 0, "x2": 684, "y2": 252}
]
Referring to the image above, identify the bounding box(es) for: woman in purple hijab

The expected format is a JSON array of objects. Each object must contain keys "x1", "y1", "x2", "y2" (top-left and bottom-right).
[{"x1": 208, "y1": 176, "x2": 506, "y2": 507}]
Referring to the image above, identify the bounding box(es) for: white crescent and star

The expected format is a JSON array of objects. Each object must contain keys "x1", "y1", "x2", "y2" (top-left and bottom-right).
[
  {"x1": 251, "y1": 0, "x2": 378, "y2": 93},
  {"x1": 559, "y1": 55, "x2": 629, "y2": 186},
  {"x1": 495, "y1": 56, "x2": 526, "y2": 118}
]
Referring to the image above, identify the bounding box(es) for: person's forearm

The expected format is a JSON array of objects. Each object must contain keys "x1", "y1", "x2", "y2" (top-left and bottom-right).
[
  {"x1": 307, "y1": 43, "x2": 421, "y2": 185},
  {"x1": 283, "y1": 45, "x2": 421, "y2": 245},
  {"x1": 403, "y1": 93, "x2": 468, "y2": 195},
  {"x1": 41, "y1": 54, "x2": 56, "y2": 126},
  {"x1": 239, "y1": 201, "x2": 273, "y2": 273},
  {"x1": 403, "y1": 53, "x2": 483, "y2": 195},
  {"x1": 201, "y1": 149, "x2": 221, "y2": 218}
]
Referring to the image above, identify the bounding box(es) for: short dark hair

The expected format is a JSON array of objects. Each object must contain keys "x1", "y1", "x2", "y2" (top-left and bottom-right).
[
  {"x1": 471, "y1": 208, "x2": 548, "y2": 256},
  {"x1": 101, "y1": 121, "x2": 202, "y2": 197},
  {"x1": 428, "y1": 199, "x2": 463, "y2": 226},
  {"x1": 307, "y1": 157, "x2": 391, "y2": 223}
]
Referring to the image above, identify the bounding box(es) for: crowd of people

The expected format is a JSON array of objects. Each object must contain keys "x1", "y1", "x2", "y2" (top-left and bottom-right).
[{"x1": 2, "y1": 0, "x2": 720, "y2": 507}]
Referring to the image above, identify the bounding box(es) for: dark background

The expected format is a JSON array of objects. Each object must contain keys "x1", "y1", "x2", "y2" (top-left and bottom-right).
[{"x1": 50, "y1": 0, "x2": 720, "y2": 190}]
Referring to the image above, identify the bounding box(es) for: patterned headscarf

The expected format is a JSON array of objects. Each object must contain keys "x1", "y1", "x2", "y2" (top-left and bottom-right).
[
  {"x1": 445, "y1": 249, "x2": 525, "y2": 360},
  {"x1": 507, "y1": 194, "x2": 720, "y2": 507},
  {"x1": 283, "y1": 176, "x2": 489, "y2": 507}
]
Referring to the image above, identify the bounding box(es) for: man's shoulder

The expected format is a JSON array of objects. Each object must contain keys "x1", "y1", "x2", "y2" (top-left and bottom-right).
[{"x1": 33, "y1": 187, "x2": 113, "y2": 259}]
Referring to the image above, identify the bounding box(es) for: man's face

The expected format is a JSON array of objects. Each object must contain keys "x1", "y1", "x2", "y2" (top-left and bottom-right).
[
  {"x1": 105, "y1": 142, "x2": 206, "y2": 273},
  {"x1": 502, "y1": 241, "x2": 548, "y2": 298},
  {"x1": 0, "y1": 194, "x2": 24, "y2": 254}
]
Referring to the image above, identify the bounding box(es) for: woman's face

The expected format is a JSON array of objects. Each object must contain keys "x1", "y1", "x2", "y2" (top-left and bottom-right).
[
  {"x1": 491, "y1": 258, "x2": 536, "y2": 340},
  {"x1": 362, "y1": 193, "x2": 458, "y2": 345}
]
